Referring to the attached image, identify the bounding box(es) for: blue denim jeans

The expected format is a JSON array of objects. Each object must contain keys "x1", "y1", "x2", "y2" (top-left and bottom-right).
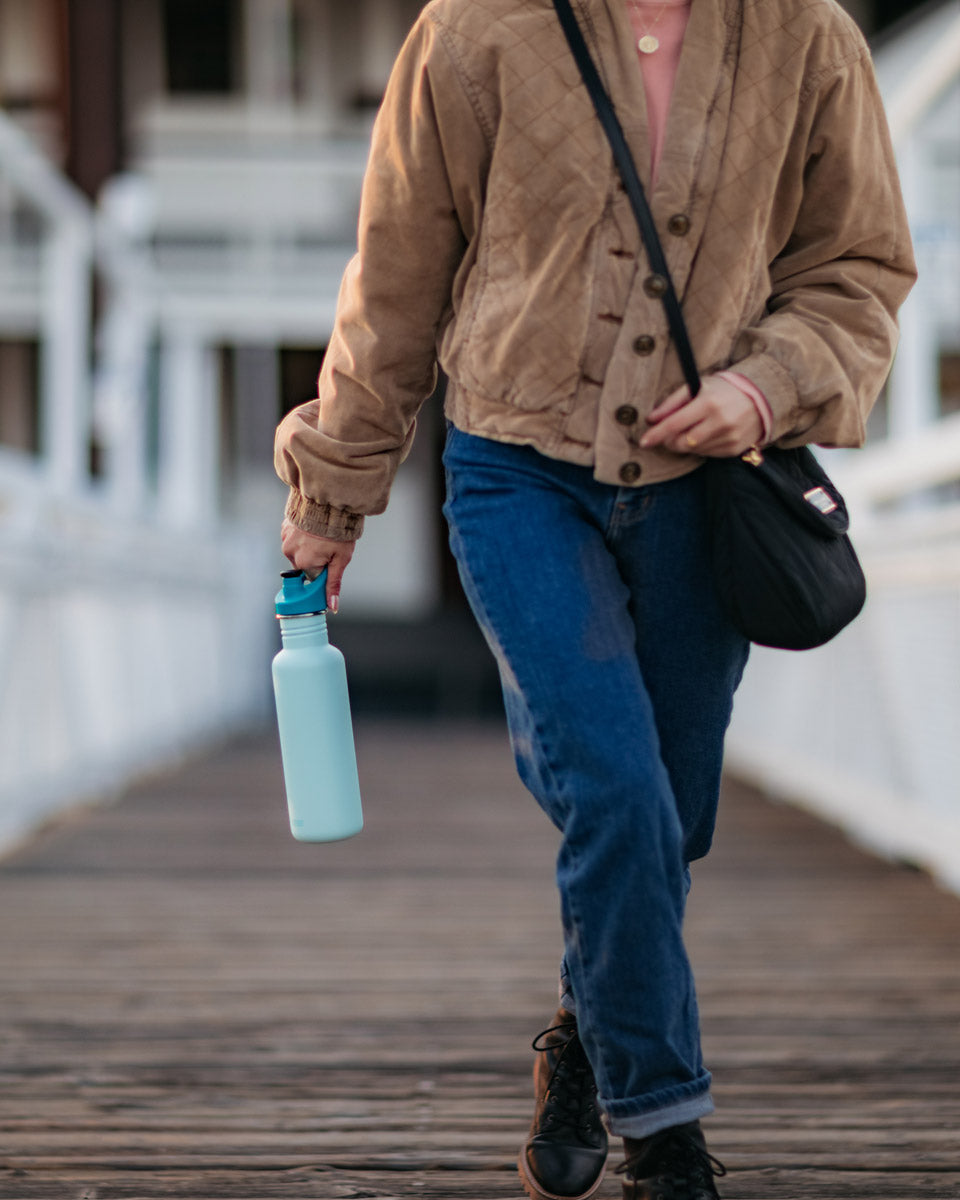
[{"x1": 442, "y1": 425, "x2": 749, "y2": 1138}]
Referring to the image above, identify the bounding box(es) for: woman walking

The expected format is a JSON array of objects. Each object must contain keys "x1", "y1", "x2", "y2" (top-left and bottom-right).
[{"x1": 276, "y1": 1, "x2": 915, "y2": 1195}]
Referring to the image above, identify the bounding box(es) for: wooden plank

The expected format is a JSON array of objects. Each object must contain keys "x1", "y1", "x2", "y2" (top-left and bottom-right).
[
  {"x1": 2, "y1": 1166, "x2": 960, "y2": 1200},
  {"x1": 2, "y1": 721, "x2": 960, "y2": 1199}
]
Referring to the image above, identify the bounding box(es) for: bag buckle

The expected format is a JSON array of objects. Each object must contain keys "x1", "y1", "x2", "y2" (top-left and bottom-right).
[{"x1": 803, "y1": 486, "x2": 839, "y2": 515}]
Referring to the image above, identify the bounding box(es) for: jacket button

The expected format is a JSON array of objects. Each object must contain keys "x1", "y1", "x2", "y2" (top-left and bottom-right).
[
  {"x1": 619, "y1": 462, "x2": 642, "y2": 484},
  {"x1": 644, "y1": 273, "x2": 668, "y2": 298},
  {"x1": 632, "y1": 334, "x2": 656, "y2": 356},
  {"x1": 615, "y1": 405, "x2": 639, "y2": 426},
  {"x1": 667, "y1": 213, "x2": 690, "y2": 236}
]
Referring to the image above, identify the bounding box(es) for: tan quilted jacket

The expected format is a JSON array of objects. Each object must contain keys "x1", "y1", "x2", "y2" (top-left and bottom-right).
[{"x1": 276, "y1": 0, "x2": 916, "y2": 541}]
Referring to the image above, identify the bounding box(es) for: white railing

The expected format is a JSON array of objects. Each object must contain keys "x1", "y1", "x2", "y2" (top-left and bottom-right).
[
  {"x1": 727, "y1": 6, "x2": 960, "y2": 893},
  {"x1": 0, "y1": 113, "x2": 277, "y2": 856},
  {"x1": 0, "y1": 467, "x2": 277, "y2": 853},
  {"x1": 726, "y1": 432, "x2": 960, "y2": 895}
]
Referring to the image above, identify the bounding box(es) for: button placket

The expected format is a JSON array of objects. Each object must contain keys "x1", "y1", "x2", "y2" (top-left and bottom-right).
[{"x1": 593, "y1": 204, "x2": 689, "y2": 484}]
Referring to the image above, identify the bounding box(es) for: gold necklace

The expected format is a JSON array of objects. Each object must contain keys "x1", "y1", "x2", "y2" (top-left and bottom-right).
[{"x1": 629, "y1": 0, "x2": 669, "y2": 54}]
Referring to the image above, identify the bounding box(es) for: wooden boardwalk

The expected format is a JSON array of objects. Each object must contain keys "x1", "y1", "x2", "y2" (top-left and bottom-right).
[{"x1": 1, "y1": 721, "x2": 959, "y2": 1199}]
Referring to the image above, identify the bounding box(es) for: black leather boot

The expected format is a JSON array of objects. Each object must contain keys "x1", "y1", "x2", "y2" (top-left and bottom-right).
[
  {"x1": 518, "y1": 1007, "x2": 608, "y2": 1200},
  {"x1": 619, "y1": 1121, "x2": 726, "y2": 1200}
]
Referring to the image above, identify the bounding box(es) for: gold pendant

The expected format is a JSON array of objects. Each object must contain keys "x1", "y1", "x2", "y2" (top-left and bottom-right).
[{"x1": 638, "y1": 34, "x2": 660, "y2": 53}]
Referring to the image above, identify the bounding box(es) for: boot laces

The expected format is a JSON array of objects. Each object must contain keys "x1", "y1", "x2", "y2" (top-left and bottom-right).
[
  {"x1": 531, "y1": 1022, "x2": 603, "y2": 1144},
  {"x1": 617, "y1": 1125, "x2": 727, "y2": 1200}
]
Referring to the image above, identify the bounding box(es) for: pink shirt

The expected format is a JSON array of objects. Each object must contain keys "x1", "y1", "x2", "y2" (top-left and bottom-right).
[
  {"x1": 625, "y1": 0, "x2": 691, "y2": 187},
  {"x1": 626, "y1": 0, "x2": 772, "y2": 440}
]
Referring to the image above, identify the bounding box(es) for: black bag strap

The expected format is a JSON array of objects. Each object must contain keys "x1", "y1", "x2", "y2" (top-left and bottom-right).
[{"x1": 551, "y1": 0, "x2": 701, "y2": 399}]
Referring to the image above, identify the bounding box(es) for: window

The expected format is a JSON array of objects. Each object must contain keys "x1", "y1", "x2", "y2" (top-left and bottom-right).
[
  {"x1": 0, "y1": 339, "x2": 39, "y2": 454},
  {"x1": 162, "y1": 0, "x2": 239, "y2": 95}
]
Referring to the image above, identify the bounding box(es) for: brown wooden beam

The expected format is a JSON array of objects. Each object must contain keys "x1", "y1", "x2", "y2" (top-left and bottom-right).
[{"x1": 63, "y1": 0, "x2": 123, "y2": 199}]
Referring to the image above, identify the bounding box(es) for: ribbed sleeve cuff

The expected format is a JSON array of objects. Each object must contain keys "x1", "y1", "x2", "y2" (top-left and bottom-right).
[
  {"x1": 284, "y1": 490, "x2": 365, "y2": 542},
  {"x1": 727, "y1": 352, "x2": 800, "y2": 444},
  {"x1": 716, "y1": 370, "x2": 774, "y2": 444}
]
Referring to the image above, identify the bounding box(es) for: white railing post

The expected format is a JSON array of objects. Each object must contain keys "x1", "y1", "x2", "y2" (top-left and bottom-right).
[
  {"x1": 0, "y1": 112, "x2": 96, "y2": 493},
  {"x1": 39, "y1": 217, "x2": 93, "y2": 495},
  {"x1": 244, "y1": 0, "x2": 294, "y2": 108},
  {"x1": 886, "y1": 140, "x2": 940, "y2": 441},
  {"x1": 93, "y1": 279, "x2": 154, "y2": 515},
  {"x1": 94, "y1": 174, "x2": 159, "y2": 517},
  {"x1": 879, "y1": 9, "x2": 960, "y2": 442},
  {"x1": 297, "y1": 0, "x2": 340, "y2": 122},
  {"x1": 156, "y1": 323, "x2": 220, "y2": 528}
]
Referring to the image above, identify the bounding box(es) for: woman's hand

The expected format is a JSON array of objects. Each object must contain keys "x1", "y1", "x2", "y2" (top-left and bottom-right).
[
  {"x1": 281, "y1": 520, "x2": 356, "y2": 614},
  {"x1": 639, "y1": 375, "x2": 763, "y2": 458}
]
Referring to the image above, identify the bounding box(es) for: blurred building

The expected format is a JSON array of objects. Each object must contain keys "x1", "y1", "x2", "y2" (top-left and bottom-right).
[{"x1": 0, "y1": 0, "x2": 439, "y2": 614}]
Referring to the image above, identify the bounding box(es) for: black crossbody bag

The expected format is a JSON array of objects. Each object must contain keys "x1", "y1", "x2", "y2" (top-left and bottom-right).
[{"x1": 552, "y1": 0, "x2": 866, "y2": 650}]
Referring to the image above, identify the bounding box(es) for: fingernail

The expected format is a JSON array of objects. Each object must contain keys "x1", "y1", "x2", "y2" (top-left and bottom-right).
[{"x1": 329, "y1": 594, "x2": 339, "y2": 615}]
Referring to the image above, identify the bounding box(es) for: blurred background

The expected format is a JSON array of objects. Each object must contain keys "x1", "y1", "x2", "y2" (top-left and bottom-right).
[{"x1": 0, "y1": 0, "x2": 957, "y2": 886}]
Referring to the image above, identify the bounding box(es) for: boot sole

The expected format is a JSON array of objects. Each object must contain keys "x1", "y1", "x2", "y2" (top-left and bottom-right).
[{"x1": 517, "y1": 1147, "x2": 606, "y2": 1200}]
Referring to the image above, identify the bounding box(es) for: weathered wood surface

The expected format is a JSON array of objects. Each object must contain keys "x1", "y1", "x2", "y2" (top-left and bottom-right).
[{"x1": 1, "y1": 721, "x2": 959, "y2": 1199}]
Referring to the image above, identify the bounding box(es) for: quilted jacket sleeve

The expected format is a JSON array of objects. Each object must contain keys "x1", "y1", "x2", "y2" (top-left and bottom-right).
[
  {"x1": 728, "y1": 48, "x2": 917, "y2": 449},
  {"x1": 275, "y1": 16, "x2": 489, "y2": 540}
]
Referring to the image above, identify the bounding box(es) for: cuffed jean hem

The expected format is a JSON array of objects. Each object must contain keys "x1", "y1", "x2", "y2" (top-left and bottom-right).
[{"x1": 603, "y1": 1087, "x2": 715, "y2": 1139}]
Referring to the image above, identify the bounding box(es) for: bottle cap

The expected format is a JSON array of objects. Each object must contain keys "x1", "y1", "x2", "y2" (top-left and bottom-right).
[{"x1": 275, "y1": 569, "x2": 328, "y2": 616}]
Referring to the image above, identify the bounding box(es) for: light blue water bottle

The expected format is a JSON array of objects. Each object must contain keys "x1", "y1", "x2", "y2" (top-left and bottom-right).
[{"x1": 272, "y1": 569, "x2": 363, "y2": 841}]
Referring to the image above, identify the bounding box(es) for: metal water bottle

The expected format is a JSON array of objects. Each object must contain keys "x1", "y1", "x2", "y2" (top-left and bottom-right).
[{"x1": 272, "y1": 569, "x2": 363, "y2": 841}]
